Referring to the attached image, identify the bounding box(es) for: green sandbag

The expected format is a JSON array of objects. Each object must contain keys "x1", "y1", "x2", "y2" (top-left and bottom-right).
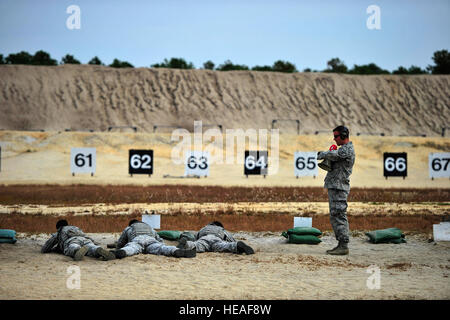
[
  {"x1": 0, "y1": 229, "x2": 17, "y2": 244},
  {"x1": 287, "y1": 227, "x2": 322, "y2": 237},
  {"x1": 0, "y1": 238, "x2": 17, "y2": 244},
  {"x1": 287, "y1": 234, "x2": 322, "y2": 245},
  {"x1": 157, "y1": 230, "x2": 181, "y2": 241},
  {"x1": 179, "y1": 231, "x2": 196, "y2": 241},
  {"x1": 365, "y1": 228, "x2": 406, "y2": 244}
]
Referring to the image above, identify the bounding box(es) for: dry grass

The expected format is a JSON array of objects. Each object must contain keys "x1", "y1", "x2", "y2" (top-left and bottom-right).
[
  {"x1": 0, "y1": 184, "x2": 449, "y2": 205},
  {"x1": 0, "y1": 211, "x2": 442, "y2": 234}
]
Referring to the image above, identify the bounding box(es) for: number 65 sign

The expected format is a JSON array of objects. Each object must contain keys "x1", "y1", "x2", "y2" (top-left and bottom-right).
[{"x1": 71, "y1": 148, "x2": 96, "y2": 176}]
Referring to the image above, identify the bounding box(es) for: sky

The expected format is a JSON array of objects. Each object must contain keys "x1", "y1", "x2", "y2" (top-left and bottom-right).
[{"x1": 0, "y1": 0, "x2": 449, "y2": 72}]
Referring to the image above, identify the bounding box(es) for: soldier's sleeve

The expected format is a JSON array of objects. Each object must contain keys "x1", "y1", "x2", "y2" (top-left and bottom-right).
[
  {"x1": 317, "y1": 151, "x2": 326, "y2": 160},
  {"x1": 322, "y1": 146, "x2": 352, "y2": 161},
  {"x1": 224, "y1": 230, "x2": 236, "y2": 242},
  {"x1": 116, "y1": 228, "x2": 129, "y2": 249},
  {"x1": 41, "y1": 233, "x2": 58, "y2": 253},
  {"x1": 155, "y1": 232, "x2": 164, "y2": 242},
  {"x1": 85, "y1": 235, "x2": 98, "y2": 245}
]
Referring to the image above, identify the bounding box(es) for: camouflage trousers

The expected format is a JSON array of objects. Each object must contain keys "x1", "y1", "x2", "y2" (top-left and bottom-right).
[
  {"x1": 64, "y1": 236, "x2": 100, "y2": 258},
  {"x1": 185, "y1": 234, "x2": 237, "y2": 253},
  {"x1": 121, "y1": 235, "x2": 177, "y2": 257},
  {"x1": 328, "y1": 188, "x2": 350, "y2": 243}
]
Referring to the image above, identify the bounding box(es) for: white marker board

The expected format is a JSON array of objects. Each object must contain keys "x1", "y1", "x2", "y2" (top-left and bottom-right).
[
  {"x1": 294, "y1": 217, "x2": 312, "y2": 228},
  {"x1": 71, "y1": 148, "x2": 96, "y2": 175},
  {"x1": 429, "y1": 153, "x2": 450, "y2": 179},
  {"x1": 185, "y1": 151, "x2": 209, "y2": 177},
  {"x1": 294, "y1": 152, "x2": 318, "y2": 177},
  {"x1": 142, "y1": 214, "x2": 161, "y2": 230},
  {"x1": 433, "y1": 222, "x2": 450, "y2": 241}
]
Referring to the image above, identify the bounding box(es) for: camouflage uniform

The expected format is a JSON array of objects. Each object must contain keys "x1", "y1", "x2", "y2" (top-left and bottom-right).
[
  {"x1": 116, "y1": 221, "x2": 177, "y2": 257},
  {"x1": 317, "y1": 142, "x2": 355, "y2": 244},
  {"x1": 41, "y1": 226, "x2": 102, "y2": 258},
  {"x1": 183, "y1": 223, "x2": 238, "y2": 253}
]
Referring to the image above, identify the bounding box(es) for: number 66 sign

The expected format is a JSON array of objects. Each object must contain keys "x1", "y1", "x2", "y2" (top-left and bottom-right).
[
  {"x1": 383, "y1": 152, "x2": 407, "y2": 179},
  {"x1": 71, "y1": 148, "x2": 96, "y2": 176}
]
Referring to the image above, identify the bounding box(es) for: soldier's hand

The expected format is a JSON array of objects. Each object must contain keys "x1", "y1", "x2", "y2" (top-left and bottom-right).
[{"x1": 317, "y1": 151, "x2": 324, "y2": 159}]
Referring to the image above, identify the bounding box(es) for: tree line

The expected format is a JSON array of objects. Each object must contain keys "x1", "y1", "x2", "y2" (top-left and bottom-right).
[{"x1": 0, "y1": 49, "x2": 448, "y2": 74}]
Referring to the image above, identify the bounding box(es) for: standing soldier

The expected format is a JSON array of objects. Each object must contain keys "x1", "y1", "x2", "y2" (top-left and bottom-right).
[
  {"x1": 177, "y1": 221, "x2": 254, "y2": 255},
  {"x1": 41, "y1": 219, "x2": 116, "y2": 261},
  {"x1": 111, "y1": 219, "x2": 196, "y2": 259},
  {"x1": 317, "y1": 126, "x2": 355, "y2": 255}
]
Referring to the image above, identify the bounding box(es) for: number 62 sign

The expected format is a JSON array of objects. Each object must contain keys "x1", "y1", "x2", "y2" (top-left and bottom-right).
[{"x1": 129, "y1": 150, "x2": 153, "y2": 176}]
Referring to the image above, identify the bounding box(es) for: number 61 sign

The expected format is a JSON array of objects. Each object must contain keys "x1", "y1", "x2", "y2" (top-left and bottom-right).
[{"x1": 71, "y1": 148, "x2": 96, "y2": 176}]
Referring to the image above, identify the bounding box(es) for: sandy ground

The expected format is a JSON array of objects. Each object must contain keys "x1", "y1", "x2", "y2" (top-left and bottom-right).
[
  {"x1": 1, "y1": 202, "x2": 449, "y2": 217},
  {"x1": 0, "y1": 232, "x2": 449, "y2": 300}
]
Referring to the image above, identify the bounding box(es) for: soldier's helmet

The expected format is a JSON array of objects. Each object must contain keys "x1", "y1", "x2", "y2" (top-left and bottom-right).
[
  {"x1": 128, "y1": 219, "x2": 140, "y2": 226},
  {"x1": 211, "y1": 221, "x2": 224, "y2": 228},
  {"x1": 56, "y1": 219, "x2": 68, "y2": 230}
]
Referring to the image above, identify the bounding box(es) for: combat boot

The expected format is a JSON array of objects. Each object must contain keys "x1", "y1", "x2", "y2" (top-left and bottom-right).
[
  {"x1": 177, "y1": 237, "x2": 188, "y2": 249},
  {"x1": 73, "y1": 245, "x2": 89, "y2": 261},
  {"x1": 96, "y1": 247, "x2": 116, "y2": 260},
  {"x1": 111, "y1": 249, "x2": 127, "y2": 259},
  {"x1": 173, "y1": 248, "x2": 196, "y2": 258},
  {"x1": 326, "y1": 241, "x2": 349, "y2": 255},
  {"x1": 237, "y1": 241, "x2": 254, "y2": 255}
]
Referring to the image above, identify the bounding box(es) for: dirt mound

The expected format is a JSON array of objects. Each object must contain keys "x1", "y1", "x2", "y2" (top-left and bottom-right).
[{"x1": 1, "y1": 65, "x2": 449, "y2": 136}]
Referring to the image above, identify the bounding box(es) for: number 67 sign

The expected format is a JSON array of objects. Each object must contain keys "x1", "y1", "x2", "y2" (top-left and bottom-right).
[
  {"x1": 429, "y1": 153, "x2": 450, "y2": 179},
  {"x1": 71, "y1": 148, "x2": 96, "y2": 176}
]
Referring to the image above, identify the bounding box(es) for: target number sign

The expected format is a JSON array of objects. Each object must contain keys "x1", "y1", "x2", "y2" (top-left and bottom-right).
[
  {"x1": 129, "y1": 150, "x2": 153, "y2": 176},
  {"x1": 429, "y1": 153, "x2": 450, "y2": 179},
  {"x1": 383, "y1": 152, "x2": 407, "y2": 179},
  {"x1": 294, "y1": 152, "x2": 318, "y2": 177},
  {"x1": 244, "y1": 151, "x2": 268, "y2": 176},
  {"x1": 71, "y1": 148, "x2": 96, "y2": 175},
  {"x1": 185, "y1": 151, "x2": 209, "y2": 177}
]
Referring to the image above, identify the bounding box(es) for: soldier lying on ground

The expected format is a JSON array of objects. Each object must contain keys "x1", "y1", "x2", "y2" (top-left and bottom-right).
[
  {"x1": 41, "y1": 219, "x2": 116, "y2": 261},
  {"x1": 177, "y1": 221, "x2": 254, "y2": 255},
  {"x1": 110, "y1": 219, "x2": 196, "y2": 259}
]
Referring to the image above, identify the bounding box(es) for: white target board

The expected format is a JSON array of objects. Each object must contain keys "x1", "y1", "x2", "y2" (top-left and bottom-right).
[
  {"x1": 429, "y1": 153, "x2": 450, "y2": 179},
  {"x1": 294, "y1": 152, "x2": 318, "y2": 177},
  {"x1": 71, "y1": 148, "x2": 96, "y2": 175},
  {"x1": 294, "y1": 217, "x2": 312, "y2": 228},
  {"x1": 142, "y1": 214, "x2": 161, "y2": 230},
  {"x1": 184, "y1": 151, "x2": 209, "y2": 177}
]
